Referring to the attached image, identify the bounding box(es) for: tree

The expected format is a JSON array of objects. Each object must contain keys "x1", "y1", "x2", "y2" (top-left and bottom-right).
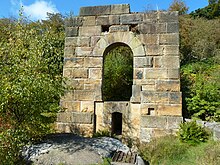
[
  {"x1": 103, "y1": 45, "x2": 133, "y2": 101},
  {"x1": 168, "y1": 0, "x2": 189, "y2": 15},
  {"x1": 0, "y1": 12, "x2": 64, "y2": 163}
]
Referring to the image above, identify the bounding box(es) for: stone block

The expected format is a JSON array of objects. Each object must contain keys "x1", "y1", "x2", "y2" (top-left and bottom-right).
[
  {"x1": 111, "y1": 4, "x2": 130, "y2": 14},
  {"x1": 140, "y1": 128, "x2": 153, "y2": 143},
  {"x1": 61, "y1": 101, "x2": 81, "y2": 112},
  {"x1": 142, "y1": 84, "x2": 155, "y2": 91},
  {"x1": 57, "y1": 112, "x2": 72, "y2": 122},
  {"x1": 134, "y1": 57, "x2": 153, "y2": 68},
  {"x1": 167, "y1": 22, "x2": 179, "y2": 33},
  {"x1": 109, "y1": 25, "x2": 129, "y2": 32},
  {"x1": 141, "y1": 91, "x2": 169, "y2": 103},
  {"x1": 61, "y1": 90, "x2": 74, "y2": 101},
  {"x1": 63, "y1": 68, "x2": 88, "y2": 78},
  {"x1": 96, "y1": 16, "x2": 109, "y2": 25},
  {"x1": 146, "y1": 45, "x2": 163, "y2": 56},
  {"x1": 158, "y1": 11, "x2": 179, "y2": 23},
  {"x1": 130, "y1": 85, "x2": 141, "y2": 103},
  {"x1": 138, "y1": 23, "x2": 156, "y2": 34},
  {"x1": 162, "y1": 56, "x2": 180, "y2": 69},
  {"x1": 143, "y1": 12, "x2": 158, "y2": 22},
  {"x1": 72, "y1": 112, "x2": 93, "y2": 124},
  {"x1": 133, "y1": 79, "x2": 155, "y2": 85},
  {"x1": 89, "y1": 68, "x2": 102, "y2": 79},
  {"x1": 167, "y1": 116, "x2": 183, "y2": 129},
  {"x1": 75, "y1": 47, "x2": 92, "y2": 56},
  {"x1": 153, "y1": 56, "x2": 162, "y2": 68},
  {"x1": 120, "y1": 13, "x2": 143, "y2": 24},
  {"x1": 64, "y1": 47, "x2": 75, "y2": 57},
  {"x1": 84, "y1": 57, "x2": 103, "y2": 67},
  {"x1": 167, "y1": 69, "x2": 180, "y2": 79},
  {"x1": 79, "y1": 5, "x2": 111, "y2": 16},
  {"x1": 64, "y1": 79, "x2": 84, "y2": 90},
  {"x1": 157, "y1": 104, "x2": 182, "y2": 116},
  {"x1": 159, "y1": 33, "x2": 179, "y2": 45},
  {"x1": 139, "y1": 34, "x2": 159, "y2": 45},
  {"x1": 213, "y1": 125, "x2": 220, "y2": 141},
  {"x1": 65, "y1": 17, "x2": 83, "y2": 27},
  {"x1": 169, "y1": 92, "x2": 182, "y2": 104},
  {"x1": 79, "y1": 26, "x2": 101, "y2": 36},
  {"x1": 74, "y1": 90, "x2": 94, "y2": 101},
  {"x1": 65, "y1": 27, "x2": 79, "y2": 37},
  {"x1": 104, "y1": 102, "x2": 129, "y2": 114},
  {"x1": 90, "y1": 36, "x2": 101, "y2": 46},
  {"x1": 141, "y1": 116, "x2": 167, "y2": 129},
  {"x1": 64, "y1": 58, "x2": 84, "y2": 68},
  {"x1": 156, "y1": 23, "x2": 167, "y2": 33},
  {"x1": 145, "y1": 68, "x2": 168, "y2": 79},
  {"x1": 83, "y1": 16, "x2": 96, "y2": 26},
  {"x1": 134, "y1": 68, "x2": 144, "y2": 79},
  {"x1": 141, "y1": 104, "x2": 157, "y2": 115},
  {"x1": 81, "y1": 101, "x2": 94, "y2": 112},
  {"x1": 156, "y1": 80, "x2": 180, "y2": 92},
  {"x1": 77, "y1": 37, "x2": 91, "y2": 47},
  {"x1": 65, "y1": 37, "x2": 78, "y2": 47},
  {"x1": 109, "y1": 15, "x2": 120, "y2": 25},
  {"x1": 163, "y1": 45, "x2": 179, "y2": 55},
  {"x1": 132, "y1": 45, "x2": 146, "y2": 57}
]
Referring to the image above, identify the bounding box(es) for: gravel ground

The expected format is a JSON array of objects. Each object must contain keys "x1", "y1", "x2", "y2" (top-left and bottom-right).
[{"x1": 23, "y1": 133, "x2": 130, "y2": 165}]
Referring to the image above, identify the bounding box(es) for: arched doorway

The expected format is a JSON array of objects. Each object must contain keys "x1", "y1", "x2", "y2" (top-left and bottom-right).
[{"x1": 102, "y1": 43, "x2": 133, "y2": 101}]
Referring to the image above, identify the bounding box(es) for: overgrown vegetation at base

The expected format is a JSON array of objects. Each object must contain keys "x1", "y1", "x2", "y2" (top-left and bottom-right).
[
  {"x1": 0, "y1": 12, "x2": 65, "y2": 163},
  {"x1": 139, "y1": 136, "x2": 220, "y2": 165}
]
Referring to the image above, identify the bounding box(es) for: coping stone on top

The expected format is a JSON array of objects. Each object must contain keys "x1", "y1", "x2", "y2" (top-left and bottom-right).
[{"x1": 79, "y1": 4, "x2": 130, "y2": 16}]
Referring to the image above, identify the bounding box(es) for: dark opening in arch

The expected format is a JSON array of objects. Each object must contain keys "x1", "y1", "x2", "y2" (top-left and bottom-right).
[
  {"x1": 112, "y1": 112, "x2": 122, "y2": 135},
  {"x1": 102, "y1": 43, "x2": 133, "y2": 101}
]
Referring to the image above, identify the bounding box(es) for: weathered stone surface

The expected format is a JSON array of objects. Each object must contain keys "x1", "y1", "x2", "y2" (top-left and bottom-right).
[
  {"x1": 167, "y1": 69, "x2": 180, "y2": 79},
  {"x1": 146, "y1": 45, "x2": 163, "y2": 56},
  {"x1": 141, "y1": 116, "x2": 167, "y2": 128},
  {"x1": 156, "y1": 80, "x2": 180, "y2": 92},
  {"x1": 64, "y1": 47, "x2": 75, "y2": 57},
  {"x1": 140, "y1": 128, "x2": 153, "y2": 142},
  {"x1": 84, "y1": 57, "x2": 102, "y2": 67},
  {"x1": 80, "y1": 5, "x2": 111, "y2": 16},
  {"x1": 143, "y1": 12, "x2": 158, "y2": 22},
  {"x1": 75, "y1": 47, "x2": 92, "y2": 56},
  {"x1": 79, "y1": 26, "x2": 101, "y2": 36},
  {"x1": 89, "y1": 68, "x2": 102, "y2": 79},
  {"x1": 158, "y1": 11, "x2": 178, "y2": 23},
  {"x1": 64, "y1": 58, "x2": 84, "y2": 68},
  {"x1": 153, "y1": 56, "x2": 162, "y2": 68},
  {"x1": 65, "y1": 27, "x2": 79, "y2": 37},
  {"x1": 169, "y1": 92, "x2": 182, "y2": 104},
  {"x1": 130, "y1": 85, "x2": 141, "y2": 103},
  {"x1": 163, "y1": 45, "x2": 179, "y2": 55},
  {"x1": 77, "y1": 37, "x2": 91, "y2": 47},
  {"x1": 61, "y1": 101, "x2": 81, "y2": 112},
  {"x1": 65, "y1": 37, "x2": 78, "y2": 47},
  {"x1": 138, "y1": 23, "x2": 156, "y2": 34},
  {"x1": 109, "y1": 25, "x2": 129, "y2": 32},
  {"x1": 145, "y1": 68, "x2": 168, "y2": 79},
  {"x1": 142, "y1": 84, "x2": 155, "y2": 91},
  {"x1": 139, "y1": 34, "x2": 159, "y2": 45},
  {"x1": 65, "y1": 79, "x2": 84, "y2": 90},
  {"x1": 134, "y1": 57, "x2": 153, "y2": 68},
  {"x1": 167, "y1": 22, "x2": 179, "y2": 33},
  {"x1": 134, "y1": 79, "x2": 155, "y2": 85},
  {"x1": 141, "y1": 91, "x2": 169, "y2": 103},
  {"x1": 111, "y1": 4, "x2": 130, "y2": 14},
  {"x1": 167, "y1": 116, "x2": 183, "y2": 129},
  {"x1": 63, "y1": 68, "x2": 88, "y2": 78},
  {"x1": 156, "y1": 23, "x2": 167, "y2": 33},
  {"x1": 120, "y1": 13, "x2": 143, "y2": 24},
  {"x1": 61, "y1": 91, "x2": 74, "y2": 101},
  {"x1": 74, "y1": 90, "x2": 94, "y2": 101},
  {"x1": 140, "y1": 104, "x2": 157, "y2": 115},
  {"x1": 162, "y1": 56, "x2": 180, "y2": 69},
  {"x1": 65, "y1": 17, "x2": 83, "y2": 27},
  {"x1": 81, "y1": 101, "x2": 94, "y2": 112},
  {"x1": 104, "y1": 102, "x2": 130, "y2": 114},
  {"x1": 83, "y1": 16, "x2": 96, "y2": 26},
  {"x1": 57, "y1": 112, "x2": 72, "y2": 123},
  {"x1": 134, "y1": 68, "x2": 144, "y2": 79},
  {"x1": 159, "y1": 34, "x2": 179, "y2": 45},
  {"x1": 157, "y1": 104, "x2": 182, "y2": 116}
]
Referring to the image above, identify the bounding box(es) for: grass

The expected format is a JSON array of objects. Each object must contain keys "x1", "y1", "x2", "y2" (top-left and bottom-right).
[{"x1": 139, "y1": 135, "x2": 220, "y2": 165}]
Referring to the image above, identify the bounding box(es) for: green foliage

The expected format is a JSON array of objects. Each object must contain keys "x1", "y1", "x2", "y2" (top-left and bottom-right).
[
  {"x1": 190, "y1": 0, "x2": 220, "y2": 19},
  {"x1": 139, "y1": 135, "x2": 187, "y2": 164},
  {"x1": 168, "y1": 0, "x2": 189, "y2": 15},
  {"x1": 93, "y1": 129, "x2": 112, "y2": 138},
  {"x1": 0, "y1": 12, "x2": 64, "y2": 163},
  {"x1": 178, "y1": 121, "x2": 210, "y2": 145},
  {"x1": 103, "y1": 45, "x2": 133, "y2": 101}
]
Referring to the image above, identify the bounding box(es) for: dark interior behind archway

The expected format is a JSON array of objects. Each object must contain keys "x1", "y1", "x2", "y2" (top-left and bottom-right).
[{"x1": 103, "y1": 44, "x2": 133, "y2": 101}]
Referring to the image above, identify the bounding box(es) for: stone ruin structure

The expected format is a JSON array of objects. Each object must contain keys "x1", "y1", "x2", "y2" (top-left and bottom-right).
[{"x1": 56, "y1": 4, "x2": 183, "y2": 142}]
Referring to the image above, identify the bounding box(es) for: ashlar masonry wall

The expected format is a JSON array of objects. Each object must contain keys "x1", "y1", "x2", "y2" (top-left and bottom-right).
[{"x1": 56, "y1": 4, "x2": 183, "y2": 142}]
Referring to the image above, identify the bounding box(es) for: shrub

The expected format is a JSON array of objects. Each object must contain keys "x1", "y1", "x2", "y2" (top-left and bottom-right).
[
  {"x1": 93, "y1": 129, "x2": 111, "y2": 138},
  {"x1": 178, "y1": 121, "x2": 210, "y2": 145},
  {"x1": 139, "y1": 135, "x2": 187, "y2": 164}
]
